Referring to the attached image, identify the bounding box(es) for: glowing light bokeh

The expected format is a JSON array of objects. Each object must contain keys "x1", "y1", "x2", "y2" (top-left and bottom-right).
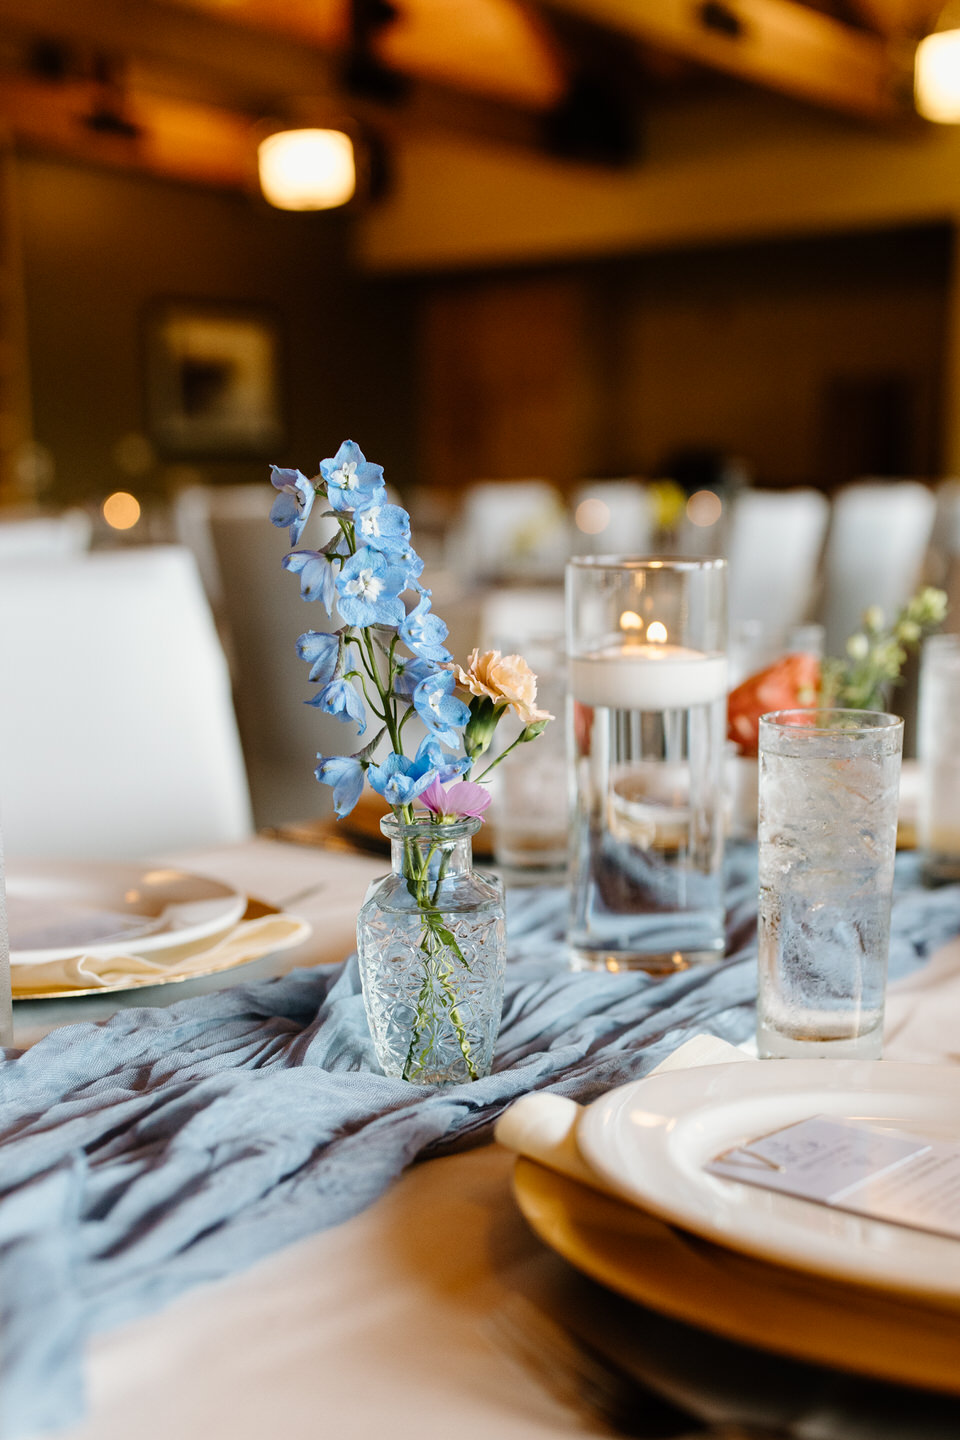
[
  {"x1": 575, "y1": 497, "x2": 611, "y2": 534},
  {"x1": 916, "y1": 29, "x2": 960, "y2": 123},
  {"x1": 102, "y1": 491, "x2": 141, "y2": 530},
  {"x1": 686, "y1": 489, "x2": 723, "y2": 528},
  {"x1": 258, "y1": 129, "x2": 356, "y2": 211}
]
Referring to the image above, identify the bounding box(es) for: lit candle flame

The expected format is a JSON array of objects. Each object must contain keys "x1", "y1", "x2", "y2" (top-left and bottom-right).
[
  {"x1": 619, "y1": 610, "x2": 644, "y2": 631},
  {"x1": 647, "y1": 621, "x2": 668, "y2": 643}
]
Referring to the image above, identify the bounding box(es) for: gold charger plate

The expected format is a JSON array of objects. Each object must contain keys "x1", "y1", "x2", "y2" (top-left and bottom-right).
[
  {"x1": 12, "y1": 897, "x2": 279, "y2": 1001},
  {"x1": 512, "y1": 1157, "x2": 960, "y2": 1395},
  {"x1": 268, "y1": 790, "x2": 495, "y2": 859}
]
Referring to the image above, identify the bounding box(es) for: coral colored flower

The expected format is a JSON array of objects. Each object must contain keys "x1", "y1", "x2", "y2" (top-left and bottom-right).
[
  {"x1": 450, "y1": 649, "x2": 553, "y2": 727},
  {"x1": 727, "y1": 652, "x2": 820, "y2": 757}
]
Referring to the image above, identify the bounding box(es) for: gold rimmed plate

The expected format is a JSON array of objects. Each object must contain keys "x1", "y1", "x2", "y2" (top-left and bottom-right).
[{"x1": 11, "y1": 897, "x2": 280, "y2": 1001}]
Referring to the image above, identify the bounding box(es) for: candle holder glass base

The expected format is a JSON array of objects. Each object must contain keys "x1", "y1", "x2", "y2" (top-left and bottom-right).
[{"x1": 569, "y1": 943, "x2": 723, "y2": 975}]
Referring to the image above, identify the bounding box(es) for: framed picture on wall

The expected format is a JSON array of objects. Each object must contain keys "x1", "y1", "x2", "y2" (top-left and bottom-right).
[{"x1": 145, "y1": 302, "x2": 284, "y2": 456}]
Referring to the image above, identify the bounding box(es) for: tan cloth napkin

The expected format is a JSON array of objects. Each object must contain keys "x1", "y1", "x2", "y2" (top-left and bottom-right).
[
  {"x1": 885, "y1": 935, "x2": 960, "y2": 1064},
  {"x1": 12, "y1": 913, "x2": 312, "y2": 993},
  {"x1": 495, "y1": 1033, "x2": 751, "y2": 1195}
]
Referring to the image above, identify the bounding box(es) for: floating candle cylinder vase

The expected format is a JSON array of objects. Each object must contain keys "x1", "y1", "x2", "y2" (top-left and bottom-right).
[{"x1": 566, "y1": 557, "x2": 728, "y2": 975}]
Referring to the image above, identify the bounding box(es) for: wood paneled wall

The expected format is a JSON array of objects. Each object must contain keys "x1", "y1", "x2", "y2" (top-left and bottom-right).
[{"x1": 417, "y1": 226, "x2": 950, "y2": 491}]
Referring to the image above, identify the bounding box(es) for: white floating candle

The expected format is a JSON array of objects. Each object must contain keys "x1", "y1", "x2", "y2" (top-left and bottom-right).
[{"x1": 570, "y1": 642, "x2": 727, "y2": 710}]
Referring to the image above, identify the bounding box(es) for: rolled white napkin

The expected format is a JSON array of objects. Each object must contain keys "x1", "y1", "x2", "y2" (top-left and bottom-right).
[
  {"x1": 11, "y1": 914, "x2": 312, "y2": 994},
  {"x1": 495, "y1": 1034, "x2": 752, "y2": 1194}
]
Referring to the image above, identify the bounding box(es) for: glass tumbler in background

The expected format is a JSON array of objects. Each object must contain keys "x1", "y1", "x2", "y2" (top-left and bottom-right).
[
  {"x1": 757, "y1": 709, "x2": 904, "y2": 1060},
  {"x1": 489, "y1": 637, "x2": 567, "y2": 881},
  {"x1": 917, "y1": 635, "x2": 960, "y2": 884},
  {"x1": 567, "y1": 556, "x2": 728, "y2": 972}
]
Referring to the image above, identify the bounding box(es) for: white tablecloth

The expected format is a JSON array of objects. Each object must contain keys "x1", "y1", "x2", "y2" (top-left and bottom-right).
[{"x1": 13, "y1": 838, "x2": 960, "y2": 1440}]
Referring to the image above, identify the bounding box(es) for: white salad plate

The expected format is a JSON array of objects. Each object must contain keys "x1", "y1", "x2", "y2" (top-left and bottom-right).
[
  {"x1": 7, "y1": 861, "x2": 247, "y2": 966},
  {"x1": 576, "y1": 1059, "x2": 960, "y2": 1308}
]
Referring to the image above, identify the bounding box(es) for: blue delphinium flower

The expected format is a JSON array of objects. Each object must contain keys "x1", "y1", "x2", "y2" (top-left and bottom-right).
[
  {"x1": 306, "y1": 677, "x2": 366, "y2": 734},
  {"x1": 336, "y1": 547, "x2": 408, "y2": 628},
  {"x1": 395, "y1": 545, "x2": 424, "y2": 584},
  {"x1": 296, "y1": 630, "x2": 340, "y2": 685},
  {"x1": 413, "y1": 669, "x2": 470, "y2": 746},
  {"x1": 315, "y1": 754, "x2": 365, "y2": 818},
  {"x1": 367, "y1": 751, "x2": 437, "y2": 806},
  {"x1": 283, "y1": 551, "x2": 338, "y2": 613},
  {"x1": 269, "y1": 467, "x2": 315, "y2": 544},
  {"x1": 320, "y1": 440, "x2": 385, "y2": 514},
  {"x1": 353, "y1": 493, "x2": 412, "y2": 555},
  {"x1": 393, "y1": 653, "x2": 437, "y2": 698},
  {"x1": 415, "y1": 733, "x2": 471, "y2": 783},
  {"x1": 399, "y1": 591, "x2": 451, "y2": 663}
]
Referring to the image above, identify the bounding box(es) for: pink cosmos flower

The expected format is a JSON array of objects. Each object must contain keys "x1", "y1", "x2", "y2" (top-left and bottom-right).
[{"x1": 418, "y1": 776, "x2": 491, "y2": 821}]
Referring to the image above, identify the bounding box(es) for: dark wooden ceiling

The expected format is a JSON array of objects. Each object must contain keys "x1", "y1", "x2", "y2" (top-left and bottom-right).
[{"x1": 0, "y1": 0, "x2": 943, "y2": 190}]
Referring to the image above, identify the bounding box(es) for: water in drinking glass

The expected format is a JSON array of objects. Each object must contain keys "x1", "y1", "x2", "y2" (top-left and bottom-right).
[{"x1": 757, "y1": 709, "x2": 903, "y2": 1059}]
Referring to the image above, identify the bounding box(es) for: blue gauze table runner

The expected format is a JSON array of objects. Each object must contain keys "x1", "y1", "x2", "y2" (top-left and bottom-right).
[{"x1": 1, "y1": 850, "x2": 959, "y2": 1440}]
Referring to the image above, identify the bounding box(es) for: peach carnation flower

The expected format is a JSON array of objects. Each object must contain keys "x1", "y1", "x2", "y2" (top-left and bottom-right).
[{"x1": 449, "y1": 649, "x2": 554, "y2": 727}]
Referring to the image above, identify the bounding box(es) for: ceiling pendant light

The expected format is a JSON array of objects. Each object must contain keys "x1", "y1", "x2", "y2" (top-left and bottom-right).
[
  {"x1": 257, "y1": 127, "x2": 356, "y2": 211},
  {"x1": 916, "y1": 5, "x2": 960, "y2": 122}
]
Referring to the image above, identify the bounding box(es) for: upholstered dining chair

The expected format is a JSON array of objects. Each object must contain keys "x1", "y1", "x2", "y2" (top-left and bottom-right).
[
  {"x1": 0, "y1": 509, "x2": 92, "y2": 561},
  {"x1": 726, "y1": 486, "x2": 830, "y2": 637},
  {"x1": 0, "y1": 545, "x2": 252, "y2": 859},
  {"x1": 173, "y1": 484, "x2": 352, "y2": 827},
  {"x1": 819, "y1": 480, "x2": 937, "y2": 655},
  {"x1": 446, "y1": 479, "x2": 571, "y2": 583}
]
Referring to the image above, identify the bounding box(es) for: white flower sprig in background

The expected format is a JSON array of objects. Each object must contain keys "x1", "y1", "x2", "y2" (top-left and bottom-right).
[{"x1": 820, "y1": 587, "x2": 948, "y2": 711}]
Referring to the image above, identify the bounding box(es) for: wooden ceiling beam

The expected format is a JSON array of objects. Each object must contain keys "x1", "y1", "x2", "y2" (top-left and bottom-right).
[
  {"x1": 536, "y1": 0, "x2": 911, "y2": 119},
  {"x1": 0, "y1": 75, "x2": 257, "y2": 189},
  {"x1": 145, "y1": 0, "x2": 566, "y2": 111},
  {"x1": 842, "y1": 1, "x2": 941, "y2": 40}
]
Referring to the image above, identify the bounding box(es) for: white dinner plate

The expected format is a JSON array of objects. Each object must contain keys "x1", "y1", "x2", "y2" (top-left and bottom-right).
[
  {"x1": 577, "y1": 1059, "x2": 960, "y2": 1307},
  {"x1": 7, "y1": 861, "x2": 247, "y2": 966}
]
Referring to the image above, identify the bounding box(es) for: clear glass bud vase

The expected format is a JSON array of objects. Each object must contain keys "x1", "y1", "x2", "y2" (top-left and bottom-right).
[{"x1": 357, "y1": 815, "x2": 506, "y2": 1085}]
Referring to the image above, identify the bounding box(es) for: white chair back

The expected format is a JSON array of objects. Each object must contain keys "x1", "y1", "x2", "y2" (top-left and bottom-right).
[
  {"x1": 479, "y1": 586, "x2": 565, "y2": 652},
  {"x1": 0, "y1": 546, "x2": 252, "y2": 859},
  {"x1": 727, "y1": 487, "x2": 829, "y2": 636},
  {"x1": 820, "y1": 480, "x2": 936, "y2": 654},
  {"x1": 0, "y1": 510, "x2": 92, "y2": 561},
  {"x1": 570, "y1": 480, "x2": 653, "y2": 557},
  {"x1": 447, "y1": 480, "x2": 570, "y2": 583},
  {"x1": 176, "y1": 486, "x2": 355, "y2": 825}
]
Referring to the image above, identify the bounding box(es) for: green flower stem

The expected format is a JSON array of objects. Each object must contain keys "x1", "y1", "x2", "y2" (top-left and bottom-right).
[
  {"x1": 474, "y1": 724, "x2": 527, "y2": 780},
  {"x1": 344, "y1": 668, "x2": 386, "y2": 722},
  {"x1": 397, "y1": 831, "x2": 477, "y2": 1083}
]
